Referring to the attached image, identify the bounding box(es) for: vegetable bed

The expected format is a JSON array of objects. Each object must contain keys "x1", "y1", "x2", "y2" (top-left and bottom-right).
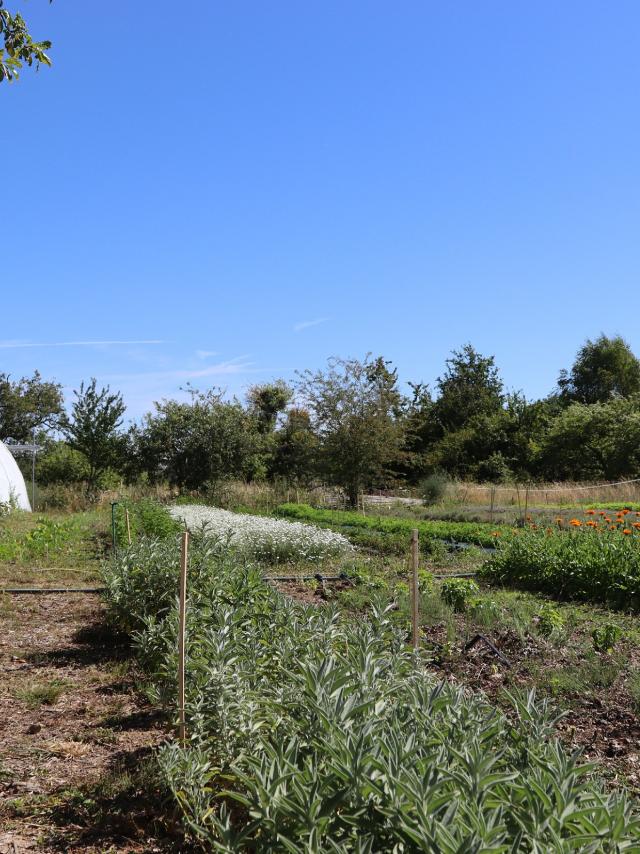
[
  {"x1": 276, "y1": 503, "x2": 506, "y2": 549},
  {"x1": 104, "y1": 535, "x2": 640, "y2": 850}
]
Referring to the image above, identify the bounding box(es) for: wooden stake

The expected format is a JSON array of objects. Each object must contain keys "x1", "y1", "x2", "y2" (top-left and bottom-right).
[
  {"x1": 411, "y1": 529, "x2": 420, "y2": 650},
  {"x1": 178, "y1": 531, "x2": 189, "y2": 745},
  {"x1": 125, "y1": 509, "x2": 132, "y2": 546}
]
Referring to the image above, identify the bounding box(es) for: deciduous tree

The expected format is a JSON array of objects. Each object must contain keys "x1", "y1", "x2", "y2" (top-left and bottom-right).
[
  {"x1": 0, "y1": 1, "x2": 51, "y2": 82},
  {"x1": 62, "y1": 379, "x2": 126, "y2": 493},
  {"x1": 0, "y1": 370, "x2": 63, "y2": 441},
  {"x1": 558, "y1": 334, "x2": 640, "y2": 404},
  {"x1": 297, "y1": 355, "x2": 405, "y2": 506}
]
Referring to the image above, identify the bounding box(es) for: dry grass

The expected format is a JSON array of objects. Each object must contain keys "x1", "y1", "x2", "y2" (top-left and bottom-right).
[{"x1": 449, "y1": 479, "x2": 640, "y2": 507}]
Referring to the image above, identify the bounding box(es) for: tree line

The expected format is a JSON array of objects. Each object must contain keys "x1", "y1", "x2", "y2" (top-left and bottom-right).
[{"x1": 2, "y1": 333, "x2": 640, "y2": 505}]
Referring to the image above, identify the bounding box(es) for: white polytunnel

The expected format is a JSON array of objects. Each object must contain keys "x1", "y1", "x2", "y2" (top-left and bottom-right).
[{"x1": 0, "y1": 440, "x2": 32, "y2": 511}]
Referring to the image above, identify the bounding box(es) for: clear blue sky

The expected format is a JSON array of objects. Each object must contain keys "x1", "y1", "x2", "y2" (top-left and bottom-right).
[{"x1": 3, "y1": 1, "x2": 640, "y2": 421}]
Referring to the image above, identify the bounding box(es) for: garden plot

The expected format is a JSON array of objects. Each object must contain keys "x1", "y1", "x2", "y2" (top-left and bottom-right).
[
  {"x1": 104, "y1": 536, "x2": 640, "y2": 849},
  {"x1": 169, "y1": 504, "x2": 353, "y2": 563}
]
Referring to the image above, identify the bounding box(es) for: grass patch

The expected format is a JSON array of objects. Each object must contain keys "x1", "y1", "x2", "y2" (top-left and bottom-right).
[{"x1": 14, "y1": 678, "x2": 71, "y2": 709}]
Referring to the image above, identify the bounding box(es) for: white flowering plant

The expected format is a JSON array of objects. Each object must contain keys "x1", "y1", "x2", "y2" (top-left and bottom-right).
[{"x1": 169, "y1": 504, "x2": 353, "y2": 564}]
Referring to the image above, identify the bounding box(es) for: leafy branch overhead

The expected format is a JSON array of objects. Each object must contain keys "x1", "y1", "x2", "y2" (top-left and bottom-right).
[{"x1": 0, "y1": 1, "x2": 52, "y2": 82}]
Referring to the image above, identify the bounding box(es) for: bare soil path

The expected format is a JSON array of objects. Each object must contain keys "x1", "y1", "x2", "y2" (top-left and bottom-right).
[{"x1": 0, "y1": 593, "x2": 174, "y2": 853}]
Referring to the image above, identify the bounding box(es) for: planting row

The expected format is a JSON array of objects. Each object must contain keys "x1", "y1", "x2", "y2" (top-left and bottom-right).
[
  {"x1": 276, "y1": 503, "x2": 506, "y2": 549},
  {"x1": 169, "y1": 503, "x2": 353, "y2": 563},
  {"x1": 484, "y1": 526, "x2": 640, "y2": 609},
  {"x1": 104, "y1": 535, "x2": 640, "y2": 850}
]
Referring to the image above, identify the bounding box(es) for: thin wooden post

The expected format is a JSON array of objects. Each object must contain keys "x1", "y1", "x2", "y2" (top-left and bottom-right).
[
  {"x1": 125, "y1": 509, "x2": 132, "y2": 546},
  {"x1": 178, "y1": 531, "x2": 189, "y2": 745},
  {"x1": 489, "y1": 487, "x2": 495, "y2": 524},
  {"x1": 411, "y1": 529, "x2": 420, "y2": 650}
]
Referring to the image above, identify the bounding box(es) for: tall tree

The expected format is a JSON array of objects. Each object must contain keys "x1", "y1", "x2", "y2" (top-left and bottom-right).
[
  {"x1": 558, "y1": 334, "x2": 640, "y2": 404},
  {"x1": 247, "y1": 381, "x2": 292, "y2": 434},
  {"x1": 297, "y1": 355, "x2": 405, "y2": 506},
  {"x1": 433, "y1": 344, "x2": 504, "y2": 433},
  {"x1": 0, "y1": 1, "x2": 52, "y2": 82},
  {"x1": 0, "y1": 371, "x2": 63, "y2": 441},
  {"x1": 63, "y1": 379, "x2": 126, "y2": 492}
]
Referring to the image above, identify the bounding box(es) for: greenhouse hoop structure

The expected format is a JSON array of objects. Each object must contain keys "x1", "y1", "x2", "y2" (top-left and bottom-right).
[{"x1": 0, "y1": 437, "x2": 40, "y2": 511}]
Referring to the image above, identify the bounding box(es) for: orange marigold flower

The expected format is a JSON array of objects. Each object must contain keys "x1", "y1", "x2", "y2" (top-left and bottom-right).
[
  {"x1": 633, "y1": 522, "x2": 640, "y2": 529},
  {"x1": 623, "y1": 529, "x2": 632, "y2": 535},
  {"x1": 610, "y1": 525, "x2": 617, "y2": 531},
  {"x1": 569, "y1": 519, "x2": 582, "y2": 527},
  {"x1": 586, "y1": 520, "x2": 597, "y2": 527},
  {"x1": 623, "y1": 509, "x2": 631, "y2": 515},
  {"x1": 586, "y1": 509, "x2": 595, "y2": 515},
  {"x1": 598, "y1": 511, "x2": 606, "y2": 516}
]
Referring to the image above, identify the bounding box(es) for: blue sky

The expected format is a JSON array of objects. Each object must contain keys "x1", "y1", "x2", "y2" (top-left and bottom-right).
[{"x1": 3, "y1": 1, "x2": 640, "y2": 421}]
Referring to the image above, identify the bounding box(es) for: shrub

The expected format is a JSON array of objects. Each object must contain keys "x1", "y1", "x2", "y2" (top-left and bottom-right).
[
  {"x1": 440, "y1": 577, "x2": 480, "y2": 612},
  {"x1": 37, "y1": 443, "x2": 90, "y2": 485},
  {"x1": 592, "y1": 623, "x2": 624, "y2": 653},
  {"x1": 419, "y1": 472, "x2": 450, "y2": 504},
  {"x1": 474, "y1": 451, "x2": 512, "y2": 484}
]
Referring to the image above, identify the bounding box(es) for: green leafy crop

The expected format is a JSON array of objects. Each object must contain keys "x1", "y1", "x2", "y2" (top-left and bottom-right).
[
  {"x1": 103, "y1": 536, "x2": 640, "y2": 849},
  {"x1": 440, "y1": 577, "x2": 480, "y2": 612}
]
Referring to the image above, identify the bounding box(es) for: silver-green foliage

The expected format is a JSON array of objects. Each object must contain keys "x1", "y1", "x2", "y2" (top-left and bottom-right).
[{"x1": 105, "y1": 540, "x2": 640, "y2": 851}]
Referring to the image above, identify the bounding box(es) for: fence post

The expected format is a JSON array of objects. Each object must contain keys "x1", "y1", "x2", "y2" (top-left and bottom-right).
[
  {"x1": 411, "y1": 529, "x2": 420, "y2": 650},
  {"x1": 178, "y1": 531, "x2": 189, "y2": 745},
  {"x1": 125, "y1": 509, "x2": 132, "y2": 546}
]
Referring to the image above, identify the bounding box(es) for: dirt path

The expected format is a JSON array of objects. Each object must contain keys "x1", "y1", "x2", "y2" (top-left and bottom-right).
[{"x1": 0, "y1": 593, "x2": 173, "y2": 853}]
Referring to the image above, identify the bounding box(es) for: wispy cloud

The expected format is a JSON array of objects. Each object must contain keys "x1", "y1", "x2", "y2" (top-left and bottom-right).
[
  {"x1": 293, "y1": 317, "x2": 328, "y2": 333},
  {"x1": 196, "y1": 349, "x2": 219, "y2": 360},
  {"x1": 104, "y1": 355, "x2": 256, "y2": 383},
  {"x1": 0, "y1": 339, "x2": 166, "y2": 349}
]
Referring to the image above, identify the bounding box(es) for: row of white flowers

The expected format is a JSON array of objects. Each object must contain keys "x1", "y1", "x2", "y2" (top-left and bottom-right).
[{"x1": 169, "y1": 504, "x2": 353, "y2": 563}]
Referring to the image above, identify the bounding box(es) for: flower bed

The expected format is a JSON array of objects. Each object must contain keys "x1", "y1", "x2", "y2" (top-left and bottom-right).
[
  {"x1": 169, "y1": 504, "x2": 353, "y2": 563},
  {"x1": 482, "y1": 526, "x2": 640, "y2": 608}
]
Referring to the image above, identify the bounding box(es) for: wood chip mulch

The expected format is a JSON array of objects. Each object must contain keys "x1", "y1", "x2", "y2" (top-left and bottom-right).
[{"x1": 0, "y1": 593, "x2": 177, "y2": 853}]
